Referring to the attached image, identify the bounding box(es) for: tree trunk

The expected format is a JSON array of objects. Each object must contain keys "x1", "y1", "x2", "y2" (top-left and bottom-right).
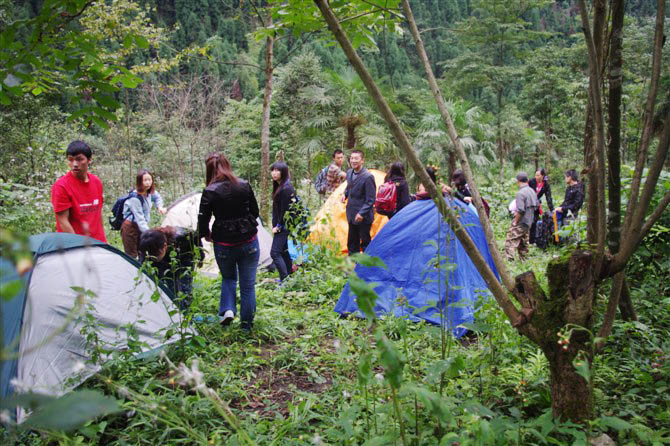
[
  {"x1": 618, "y1": 278, "x2": 638, "y2": 321},
  {"x1": 539, "y1": 250, "x2": 596, "y2": 421},
  {"x1": 260, "y1": 30, "x2": 274, "y2": 224},
  {"x1": 346, "y1": 124, "x2": 356, "y2": 149}
]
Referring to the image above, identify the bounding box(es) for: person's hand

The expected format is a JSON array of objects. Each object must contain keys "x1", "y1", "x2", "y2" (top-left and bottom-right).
[
  {"x1": 158, "y1": 207, "x2": 167, "y2": 215},
  {"x1": 554, "y1": 207, "x2": 562, "y2": 214},
  {"x1": 464, "y1": 197, "x2": 473, "y2": 203},
  {"x1": 443, "y1": 184, "x2": 452, "y2": 194},
  {"x1": 417, "y1": 184, "x2": 426, "y2": 194},
  {"x1": 354, "y1": 213, "x2": 363, "y2": 223},
  {"x1": 339, "y1": 171, "x2": 346, "y2": 179},
  {"x1": 272, "y1": 226, "x2": 280, "y2": 233},
  {"x1": 341, "y1": 195, "x2": 347, "y2": 203},
  {"x1": 204, "y1": 235, "x2": 213, "y2": 243}
]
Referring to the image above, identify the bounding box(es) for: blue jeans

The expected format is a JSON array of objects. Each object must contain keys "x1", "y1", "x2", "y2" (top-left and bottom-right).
[
  {"x1": 270, "y1": 230, "x2": 292, "y2": 280},
  {"x1": 213, "y1": 238, "x2": 260, "y2": 328}
]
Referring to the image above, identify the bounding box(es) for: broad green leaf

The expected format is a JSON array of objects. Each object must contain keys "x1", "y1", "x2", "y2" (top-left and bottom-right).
[
  {"x1": 376, "y1": 333, "x2": 404, "y2": 389},
  {"x1": 348, "y1": 274, "x2": 378, "y2": 320},
  {"x1": 352, "y1": 253, "x2": 386, "y2": 268},
  {"x1": 1, "y1": 279, "x2": 23, "y2": 301},
  {"x1": 572, "y1": 357, "x2": 590, "y2": 383},
  {"x1": 22, "y1": 390, "x2": 121, "y2": 432},
  {"x1": 598, "y1": 416, "x2": 632, "y2": 431}
]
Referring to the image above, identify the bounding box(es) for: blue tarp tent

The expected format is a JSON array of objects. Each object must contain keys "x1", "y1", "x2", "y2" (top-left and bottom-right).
[{"x1": 335, "y1": 197, "x2": 499, "y2": 337}]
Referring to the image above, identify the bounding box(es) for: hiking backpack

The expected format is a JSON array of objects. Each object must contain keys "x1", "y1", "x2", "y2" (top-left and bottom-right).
[
  {"x1": 374, "y1": 181, "x2": 398, "y2": 217},
  {"x1": 313, "y1": 166, "x2": 329, "y2": 195},
  {"x1": 109, "y1": 191, "x2": 144, "y2": 230}
]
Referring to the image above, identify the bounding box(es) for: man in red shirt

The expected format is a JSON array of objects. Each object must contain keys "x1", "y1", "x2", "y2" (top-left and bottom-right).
[{"x1": 51, "y1": 140, "x2": 107, "y2": 242}]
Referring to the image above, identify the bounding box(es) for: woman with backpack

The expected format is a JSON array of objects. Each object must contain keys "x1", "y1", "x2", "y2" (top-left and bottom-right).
[
  {"x1": 198, "y1": 152, "x2": 260, "y2": 330},
  {"x1": 120, "y1": 168, "x2": 167, "y2": 258},
  {"x1": 378, "y1": 162, "x2": 411, "y2": 218},
  {"x1": 270, "y1": 161, "x2": 297, "y2": 282},
  {"x1": 528, "y1": 168, "x2": 554, "y2": 245}
]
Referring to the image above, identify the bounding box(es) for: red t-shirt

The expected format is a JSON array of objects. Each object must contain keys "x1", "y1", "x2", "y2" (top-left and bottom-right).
[{"x1": 51, "y1": 172, "x2": 107, "y2": 242}]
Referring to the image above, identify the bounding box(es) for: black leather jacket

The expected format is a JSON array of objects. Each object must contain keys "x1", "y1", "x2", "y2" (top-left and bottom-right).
[{"x1": 198, "y1": 179, "x2": 259, "y2": 243}]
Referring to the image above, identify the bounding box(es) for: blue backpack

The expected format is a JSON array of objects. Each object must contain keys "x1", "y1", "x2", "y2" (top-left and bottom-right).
[{"x1": 109, "y1": 191, "x2": 144, "y2": 230}]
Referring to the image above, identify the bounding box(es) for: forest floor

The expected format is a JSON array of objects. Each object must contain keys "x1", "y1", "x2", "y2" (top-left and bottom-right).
[{"x1": 6, "y1": 214, "x2": 670, "y2": 446}]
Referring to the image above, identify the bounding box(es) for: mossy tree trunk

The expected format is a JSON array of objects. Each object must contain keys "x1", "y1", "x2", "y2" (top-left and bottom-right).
[{"x1": 515, "y1": 250, "x2": 596, "y2": 421}]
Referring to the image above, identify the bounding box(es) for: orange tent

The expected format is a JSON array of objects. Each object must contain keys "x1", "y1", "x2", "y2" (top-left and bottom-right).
[{"x1": 308, "y1": 169, "x2": 389, "y2": 254}]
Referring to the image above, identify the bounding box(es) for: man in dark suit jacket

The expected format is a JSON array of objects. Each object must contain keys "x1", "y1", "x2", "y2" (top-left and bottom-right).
[{"x1": 341, "y1": 149, "x2": 376, "y2": 255}]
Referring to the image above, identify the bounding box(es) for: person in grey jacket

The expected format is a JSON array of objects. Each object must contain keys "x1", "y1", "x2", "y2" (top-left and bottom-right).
[
  {"x1": 121, "y1": 168, "x2": 166, "y2": 258},
  {"x1": 504, "y1": 172, "x2": 539, "y2": 261},
  {"x1": 341, "y1": 149, "x2": 376, "y2": 255}
]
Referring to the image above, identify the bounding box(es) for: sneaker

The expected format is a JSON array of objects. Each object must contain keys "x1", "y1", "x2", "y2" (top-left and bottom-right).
[{"x1": 220, "y1": 310, "x2": 234, "y2": 326}]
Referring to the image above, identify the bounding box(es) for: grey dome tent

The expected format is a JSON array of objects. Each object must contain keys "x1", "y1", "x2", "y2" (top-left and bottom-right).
[
  {"x1": 1, "y1": 233, "x2": 186, "y2": 420},
  {"x1": 162, "y1": 191, "x2": 273, "y2": 276}
]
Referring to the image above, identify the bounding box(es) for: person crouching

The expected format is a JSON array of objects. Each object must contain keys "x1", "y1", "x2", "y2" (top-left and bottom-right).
[{"x1": 139, "y1": 226, "x2": 202, "y2": 311}]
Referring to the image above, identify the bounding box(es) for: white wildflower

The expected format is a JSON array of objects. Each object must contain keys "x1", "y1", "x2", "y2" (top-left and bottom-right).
[
  {"x1": 312, "y1": 433, "x2": 323, "y2": 445},
  {"x1": 125, "y1": 409, "x2": 136, "y2": 418},
  {"x1": 72, "y1": 361, "x2": 86, "y2": 373},
  {"x1": 342, "y1": 390, "x2": 351, "y2": 399},
  {"x1": 333, "y1": 339, "x2": 341, "y2": 350},
  {"x1": 0, "y1": 409, "x2": 11, "y2": 425},
  {"x1": 374, "y1": 373, "x2": 384, "y2": 383},
  {"x1": 176, "y1": 360, "x2": 206, "y2": 392},
  {"x1": 117, "y1": 386, "x2": 131, "y2": 398}
]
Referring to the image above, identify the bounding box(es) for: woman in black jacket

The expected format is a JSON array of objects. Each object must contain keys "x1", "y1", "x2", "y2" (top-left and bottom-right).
[
  {"x1": 198, "y1": 152, "x2": 260, "y2": 329},
  {"x1": 270, "y1": 161, "x2": 296, "y2": 282},
  {"x1": 384, "y1": 162, "x2": 411, "y2": 217},
  {"x1": 528, "y1": 168, "x2": 554, "y2": 245}
]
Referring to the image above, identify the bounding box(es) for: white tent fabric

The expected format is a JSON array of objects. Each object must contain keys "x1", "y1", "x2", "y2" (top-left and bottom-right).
[
  {"x1": 17, "y1": 246, "x2": 183, "y2": 401},
  {"x1": 162, "y1": 192, "x2": 273, "y2": 276}
]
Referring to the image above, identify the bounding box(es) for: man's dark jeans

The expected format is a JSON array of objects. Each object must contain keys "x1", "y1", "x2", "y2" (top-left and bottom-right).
[
  {"x1": 347, "y1": 221, "x2": 372, "y2": 256},
  {"x1": 213, "y1": 238, "x2": 260, "y2": 328},
  {"x1": 270, "y1": 230, "x2": 293, "y2": 281}
]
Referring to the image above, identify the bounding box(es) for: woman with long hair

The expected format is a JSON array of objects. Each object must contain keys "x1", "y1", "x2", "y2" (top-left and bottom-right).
[
  {"x1": 198, "y1": 152, "x2": 260, "y2": 330},
  {"x1": 383, "y1": 161, "x2": 411, "y2": 217},
  {"x1": 270, "y1": 161, "x2": 296, "y2": 282},
  {"x1": 446, "y1": 169, "x2": 490, "y2": 217},
  {"x1": 120, "y1": 168, "x2": 167, "y2": 258},
  {"x1": 528, "y1": 168, "x2": 554, "y2": 245}
]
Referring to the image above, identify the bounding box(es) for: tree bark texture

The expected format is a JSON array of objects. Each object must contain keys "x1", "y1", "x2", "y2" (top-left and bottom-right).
[
  {"x1": 578, "y1": 0, "x2": 608, "y2": 275},
  {"x1": 606, "y1": 0, "x2": 624, "y2": 255},
  {"x1": 260, "y1": 31, "x2": 274, "y2": 224},
  {"x1": 515, "y1": 250, "x2": 596, "y2": 421}
]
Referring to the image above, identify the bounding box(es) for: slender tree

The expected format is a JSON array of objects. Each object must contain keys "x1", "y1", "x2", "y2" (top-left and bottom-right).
[{"x1": 308, "y1": 0, "x2": 670, "y2": 422}]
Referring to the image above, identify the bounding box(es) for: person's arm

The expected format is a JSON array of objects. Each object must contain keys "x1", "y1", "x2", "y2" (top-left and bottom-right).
[
  {"x1": 126, "y1": 197, "x2": 150, "y2": 232},
  {"x1": 357, "y1": 174, "x2": 376, "y2": 218},
  {"x1": 152, "y1": 191, "x2": 167, "y2": 214},
  {"x1": 514, "y1": 193, "x2": 526, "y2": 225},
  {"x1": 55, "y1": 209, "x2": 75, "y2": 233},
  {"x1": 545, "y1": 183, "x2": 554, "y2": 212},
  {"x1": 397, "y1": 181, "x2": 411, "y2": 210},
  {"x1": 247, "y1": 183, "x2": 260, "y2": 219},
  {"x1": 198, "y1": 190, "x2": 213, "y2": 241}
]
